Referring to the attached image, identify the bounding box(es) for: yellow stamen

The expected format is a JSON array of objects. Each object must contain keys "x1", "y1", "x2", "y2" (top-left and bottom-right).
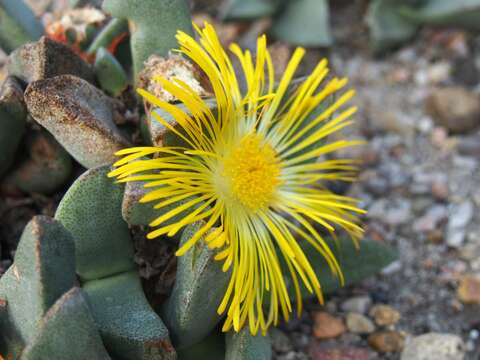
[{"x1": 220, "y1": 134, "x2": 281, "y2": 211}]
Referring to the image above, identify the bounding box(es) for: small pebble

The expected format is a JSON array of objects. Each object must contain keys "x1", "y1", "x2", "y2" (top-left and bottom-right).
[
  {"x1": 270, "y1": 328, "x2": 293, "y2": 354},
  {"x1": 346, "y1": 313, "x2": 375, "y2": 334},
  {"x1": 313, "y1": 312, "x2": 346, "y2": 339},
  {"x1": 340, "y1": 296, "x2": 372, "y2": 314},
  {"x1": 369, "y1": 304, "x2": 401, "y2": 327},
  {"x1": 368, "y1": 331, "x2": 405, "y2": 353},
  {"x1": 431, "y1": 181, "x2": 449, "y2": 201},
  {"x1": 457, "y1": 274, "x2": 480, "y2": 305}
]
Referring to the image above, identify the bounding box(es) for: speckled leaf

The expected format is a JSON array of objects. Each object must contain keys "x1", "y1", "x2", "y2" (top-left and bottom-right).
[
  {"x1": 83, "y1": 271, "x2": 175, "y2": 360},
  {"x1": 25, "y1": 75, "x2": 130, "y2": 168},
  {"x1": 7, "y1": 36, "x2": 95, "y2": 84},
  {"x1": 177, "y1": 332, "x2": 225, "y2": 360},
  {"x1": 55, "y1": 165, "x2": 135, "y2": 281},
  {"x1": 3, "y1": 131, "x2": 72, "y2": 194},
  {"x1": 21, "y1": 287, "x2": 111, "y2": 360},
  {"x1": 0, "y1": 77, "x2": 27, "y2": 177},
  {"x1": 225, "y1": 328, "x2": 272, "y2": 360},
  {"x1": 0, "y1": 0, "x2": 44, "y2": 53},
  {"x1": 0, "y1": 216, "x2": 76, "y2": 358},
  {"x1": 94, "y1": 47, "x2": 128, "y2": 97},
  {"x1": 162, "y1": 222, "x2": 230, "y2": 349},
  {"x1": 400, "y1": 0, "x2": 480, "y2": 29},
  {"x1": 102, "y1": 0, "x2": 193, "y2": 81},
  {"x1": 271, "y1": 0, "x2": 332, "y2": 47},
  {"x1": 366, "y1": 0, "x2": 419, "y2": 53},
  {"x1": 222, "y1": 0, "x2": 279, "y2": 20}
]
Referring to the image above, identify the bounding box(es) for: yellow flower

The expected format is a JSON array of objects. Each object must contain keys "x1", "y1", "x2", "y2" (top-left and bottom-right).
[{"x1": 109, "y1": 22, "x2": 365, "y2": 335}]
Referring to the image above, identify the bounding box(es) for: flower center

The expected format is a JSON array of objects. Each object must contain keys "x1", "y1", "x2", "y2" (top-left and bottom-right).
[{"x1": 222, "y1": 134, "x2": 281, "y2": 211}]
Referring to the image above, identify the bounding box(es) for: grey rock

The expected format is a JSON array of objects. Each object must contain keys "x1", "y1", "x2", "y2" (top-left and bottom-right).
[
  {"x1": 401, "y1": 333, "x2": 465, "y2": 360},
  {"x1": 447, "y1": 229, "x2": 466, "y2": 248},
  {"x1": 340, "y1": 295, "x2": 372, "y2": 314},
  {"x1": 345, "y1": 313, "x2": 375, "y2": 334},
  {"x1": 368, "y1": 198, "x2": 411, "y2": 226},
  {"x1": 426, "y1": 86, "x2": 480, "y2": 134},
  {"x1": 449, "y1": 201, "x2": 474, "y2": 229},
  {"x1": 446, "y1": 201, "x2": 474, "y2": 248},
  {"x1": 413, "y1": 205, "x2": 448, "y2": 232},
  {"x1": 458, "y1": 135, "x2": 480, "y2": 158},
  {"x1": 25, "y1": 75, "x2": 130, "y2": 168},
  {"x1": 7, "y1": 36, "x2": 95, "y2": 84},
  {"x1": 270, "y1": 328, "x2": 293, "y2": 354}
]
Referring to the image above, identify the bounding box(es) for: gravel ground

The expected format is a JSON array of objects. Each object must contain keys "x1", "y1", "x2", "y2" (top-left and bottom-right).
[
  {"x1": 2, "y1": 1, "x2": 480, "y2": 359},
  {"x1": 268, "y1": 4, "x2": 480, "y2": 359}
]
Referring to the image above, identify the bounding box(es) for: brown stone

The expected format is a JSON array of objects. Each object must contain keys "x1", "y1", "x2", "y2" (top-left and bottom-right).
[
  {"x1": 313, "y1": 312, "x2": 346, "y2": 339},
  {"x1": 457, "y1": 274, "x2": 480, "y2": 304},
  {"x1": 369, "y1": 305, "x2": 401, "y2": 327},
  {"x1": 368, "y1": 331, "x2": 405, "y2": 353},
  {"x1": 426, "y1": 87, "x2": 480, "y2": 134}
]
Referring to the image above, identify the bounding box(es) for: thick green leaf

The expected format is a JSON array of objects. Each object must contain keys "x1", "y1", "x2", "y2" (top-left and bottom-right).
[
  {"x1": 282, "y1": 237, "x2": 397, "y2": 298},
  {"x1": 366, "y1": 0, "x2": 419, "y2": 53},
  {"x1": 225, "y1": 328, "x2": 271, "y2": 360},
  {"x1": 271, "y1": 0, "x2": 332, "y2": 47},
  {"x1": 3, "y1": 131, "x2": 72, "y2": 194},
  {"x1": 94, "y1": 47, "x2": 128, "y2": 97},
  {"x1": 21, "y1": 288, "x2": 111, "y2": 360},
  {"x1": 0, "y1": 77, "x2": 27, "y2": 177},
  {"x1": 102, "y1": 0, "x2": 193, "y2": 82},
  {"x1": 87, "y1": 19, "x2": 129, "y2": 56},
  {"x1": 0, "y1": 0, "x2": 43, "y2": 53},
  {"x1": 55, "y1": 165, "x2": 135, "y2": 281},
  {"x1": 0, "y1": 216, "x2": 76, "y2": 358},
  {"x1": 400, "y1": 0, "x2": 480, "y2": 29},
  {"x1": 162, "y1": 222, "x2": 230, "y2": 349},
  {"x1": 177, "y1": 332, "x2": 225, "y2": 360},
  {"x1": 222, "y1": 0, "x2": 280, "y2": 20},
  {"x1": 83, "y1": 271, "x2": 175, "y2": 360}
]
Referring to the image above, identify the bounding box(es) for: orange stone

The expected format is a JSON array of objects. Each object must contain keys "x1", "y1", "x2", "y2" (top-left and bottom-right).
[
  {"x1": 313, "y1": 312, "x2": 346, "y2": 339},
  {"x1": 457, "y1": 275, "x2": 480, "y2": 304}
]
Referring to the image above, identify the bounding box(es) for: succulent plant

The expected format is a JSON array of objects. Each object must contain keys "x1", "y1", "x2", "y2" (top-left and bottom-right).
[
  {"x1": 223, "y1": 0, "x2": 332, "y2": 47},
  {"x1": 102, "y1": 0, "x2": 193, "y2": 82},
  {"x1": 2, "y1": 130, "x2": 73, "y2": 195},
  {"x1": 0, "y1": 77, "x2": 27, "y2": 178},
  {"x1": 25, "y1": 74, "x2": 130, "y2": 168},
  {"x1": 0, "y1": 0, "x2": 44, "y2": 54},
  {"x1": 0, "y1": 156, "x2": 396, "y2": 359},
  {"x1": 55, "y1": 166, "x2": 176, "y2": 359},
  {"x1": 94, "y1": 47, "x2": 129, "y2": 97},
  {"x1": 367, "y1": 0, "x2": 480, "y2": 53},
  {"x1": 0, "y1": 216, "x2": 109, "y2": 359},
  {"x1": 21, "y1": 287, "x2": 111, "y2": 360},
  {"x1": 7, "y1": 36, "x2": 95, "y2": 85},
  {"x1": 0, "y1": 2, "x2": 400, "y2": 359},
  {"x1": 271, "y1": 0, "x2": 332, "y2": 47},
  {"x1": 161, "y1": 221, "x2": 231, "y2": 349}
]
